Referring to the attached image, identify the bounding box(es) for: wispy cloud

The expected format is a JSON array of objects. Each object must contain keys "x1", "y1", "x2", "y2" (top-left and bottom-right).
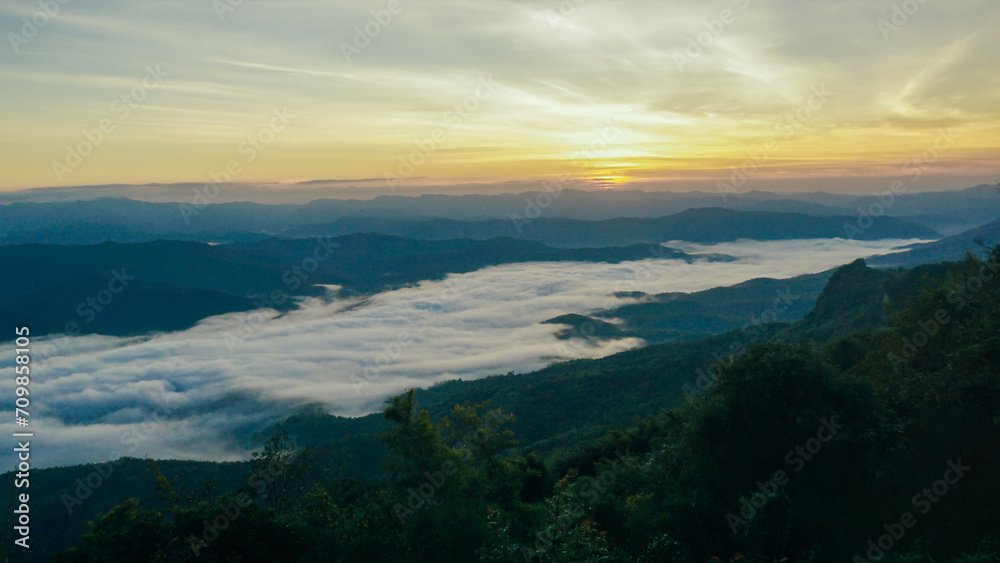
[{"x1": 0, "y1": 0, "x2": 997, "y2": 190}]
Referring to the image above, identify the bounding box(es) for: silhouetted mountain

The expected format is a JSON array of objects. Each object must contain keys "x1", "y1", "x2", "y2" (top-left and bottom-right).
[
  {"x1": 729, "y1": 198, "x2": 847, "y2": 215},
  {"x1": 287, "y1": 207, "x2": 939, "y2": 246},
  {"x1": 0, "y1": 274, "x2": 258, "y2": 337},
  {"x1": 846, "y1": 183, "x2": 1000, "y2": 235},
  {"x1": 546, "y1": 270, "x2": 833, "y2": 344},
  {"x1": 868, "y1": 217, "x2": 1000, "y2": 267},
  {"x1": 0, "y1": 235, "x2": 723, "y2": 338},
  {"x1": 5, "y1": 187, "x2": 985, "y2": 245}
]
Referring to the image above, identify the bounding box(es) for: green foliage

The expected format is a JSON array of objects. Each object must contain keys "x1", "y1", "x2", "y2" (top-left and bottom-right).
[
  {"x1": 35, "y1": 246, "x2": 1000, "y2": 562},
  {"x1": 586, "y1": 270, "x2": 833, "y2": 344}
]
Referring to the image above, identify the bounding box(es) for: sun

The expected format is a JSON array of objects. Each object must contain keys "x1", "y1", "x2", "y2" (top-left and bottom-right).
[{"x1": 588, "y1": 175, "x2": 632, "y2": 186}]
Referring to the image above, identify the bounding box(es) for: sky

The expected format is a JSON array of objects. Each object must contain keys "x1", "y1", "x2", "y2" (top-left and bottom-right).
[
  {"x1": 0, "y1": 237, "x2": 918, "y2": 468},
  {"x1": 1, "y1": 0, "x2": 999, "y2": 194}
]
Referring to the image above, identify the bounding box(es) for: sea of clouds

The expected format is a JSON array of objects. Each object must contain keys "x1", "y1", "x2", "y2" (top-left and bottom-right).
[{"x1": 1, "y1": 238, "x2": 917, "y2": 468}]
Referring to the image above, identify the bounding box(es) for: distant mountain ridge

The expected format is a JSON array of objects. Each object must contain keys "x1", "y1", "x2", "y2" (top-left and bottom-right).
[
  {"x1": 544, "y1": 270, "x2": 834, "y2": 345},
  {"x1": 868, "y1": 217, "x2": 1000, "y2": 267},
  {"x1": 287, "y1": 207, "x2": 940, "y2": 246},
  {"x1": 0, "y1": 234, "x2": 724, "y2": 338},
  {"x1": 0, "y1": 201, "x2": 940, "y2": 246},
  {"x1": 2, "y1": 183, "x2": 996, "y2": 235}
]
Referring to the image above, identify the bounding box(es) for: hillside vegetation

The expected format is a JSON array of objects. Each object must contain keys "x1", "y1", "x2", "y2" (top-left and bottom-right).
[
  {"x1": 4, "y1": 247, "x2": 998, "y2": 562},
  {"x1": 0, "y1": 235, "x2": 718, "y2": 338}
]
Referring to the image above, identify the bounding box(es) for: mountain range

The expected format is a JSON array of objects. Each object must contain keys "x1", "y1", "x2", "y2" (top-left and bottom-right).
[
  {"x1": 0, "y1": 200, "x2": 940, "y2": 246},
  {"x1": 0, "y1": 235, "x2": 725, "y2": 338},
  {"x1": 3, "y1": 183, "x2": 996, "y2": 238}
]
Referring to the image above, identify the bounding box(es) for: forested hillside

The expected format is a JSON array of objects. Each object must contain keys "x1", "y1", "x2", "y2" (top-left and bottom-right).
[
  {"x1": 4, "y1": 248, "x2": 998, "y2": 562},
  {"x1": 0, "y1": 235, "x2": 718, "y2": 338}
]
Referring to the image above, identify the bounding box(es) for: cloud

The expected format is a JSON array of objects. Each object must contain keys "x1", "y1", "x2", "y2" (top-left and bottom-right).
[
  {"x1": 0, "y1": 238, "x2": 919, "y2": 468},
  {"x1": 1, "y1": 0, "x2": 998, "y2": 189}
]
